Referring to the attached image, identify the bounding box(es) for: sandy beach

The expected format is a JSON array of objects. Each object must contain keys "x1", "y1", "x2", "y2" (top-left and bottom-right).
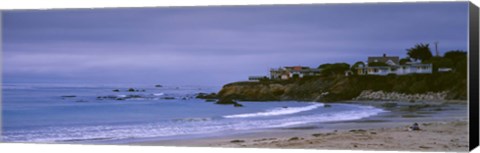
[{"x1": 133, "y1": 101, "x2": 469, "y2": 152}]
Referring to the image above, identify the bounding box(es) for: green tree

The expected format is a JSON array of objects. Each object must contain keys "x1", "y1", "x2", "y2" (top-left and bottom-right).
[
  {"x1": 318, "y1": 63, "x2": 350, "y2": 76},
  {"x1": 351, "y1": 61, "x2": 365, "y2": 70},
  {"x1": 350, "y1": 61, "x2": 366, "y2": 75},
  {"x1": 444, "y1": 50, "x2": 467, "y2": 64},
  {"x1": 424, "y1": 57, "x2": 454, "y2": 73},
  {"x1": 318, "y1": 63, "x2": 331, "y2": 69},
  {"x1": 406, "y1": 43, "x2": 433, "y2": 62},
  {"x1": 399, "y1": 58, "x2": 411, "y2": 65}
]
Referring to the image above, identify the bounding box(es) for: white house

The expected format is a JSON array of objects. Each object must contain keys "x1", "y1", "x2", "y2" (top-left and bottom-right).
[
  {"x1": 270, "y1": 66, "x2": 322, "y2": 80},
  {"x1": 356, "y1": 54, "x2": 433, "y2": 76}
]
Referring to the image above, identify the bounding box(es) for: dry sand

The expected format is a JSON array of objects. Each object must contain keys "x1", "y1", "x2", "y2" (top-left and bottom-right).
[{"x1": 209, "y1": 121, "x2": 469, "y2": 152}]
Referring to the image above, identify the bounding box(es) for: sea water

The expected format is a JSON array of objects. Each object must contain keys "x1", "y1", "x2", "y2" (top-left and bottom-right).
[{"x1": 1, "y1": 83, "x2": 385, "y2": 143}]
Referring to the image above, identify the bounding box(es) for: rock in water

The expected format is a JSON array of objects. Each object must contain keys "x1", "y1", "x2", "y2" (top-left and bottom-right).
[
  {"x1": 61, "y1": 95, "x2": 76, "y2": 98},
  {"x1": 196, "y1": 92, "x2": 218, "y2": 99},
  {"x1": 233, "y1": 103, "x2": 243, "y2": 107},
  {"x1": 216, "y1": 98, "x2": 236, "y2": 104},
  {"x1": 216, "y1": 97, "x2": 243, "y2": 107},
  {"x1": 155, "y1": 85, "x2": 163, "y2": 88}
]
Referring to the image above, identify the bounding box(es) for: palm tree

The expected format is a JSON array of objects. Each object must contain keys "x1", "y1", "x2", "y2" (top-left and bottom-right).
[{"x1": 406, "y1": 43, "x2": 433, "y2": 62}]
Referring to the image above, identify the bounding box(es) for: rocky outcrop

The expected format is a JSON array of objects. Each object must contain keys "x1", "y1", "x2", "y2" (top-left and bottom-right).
[
  {"x1": 216, "y1": 73, "x2": 466, "y2": 102},
  {"x1": 353, "y1": 90, "x2": 448, "y2": 102},
  {"x1": 218, "y1": 83, "x2": 291, "y2": 101}
]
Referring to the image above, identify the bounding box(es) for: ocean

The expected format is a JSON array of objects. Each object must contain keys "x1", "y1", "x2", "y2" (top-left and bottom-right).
[{"x1": 1, "y1": 83, "x2": 385, "y2": 143}]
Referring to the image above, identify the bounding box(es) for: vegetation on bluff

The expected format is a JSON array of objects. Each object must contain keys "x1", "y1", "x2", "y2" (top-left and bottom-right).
[{"x1": 216, "y1": 44, "x2": 467, "y2": 102}]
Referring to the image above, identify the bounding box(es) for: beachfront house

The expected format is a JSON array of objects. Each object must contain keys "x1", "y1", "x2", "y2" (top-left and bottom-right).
[
  {"x1": 270, "y1": 66, "x2": 322, "y2": 80},
  {"x1": 355, "y1": 54, "x2": 433, "y2": 75}
]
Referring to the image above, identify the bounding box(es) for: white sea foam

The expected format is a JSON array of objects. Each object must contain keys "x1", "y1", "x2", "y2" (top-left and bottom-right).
[
  {"x1": 223, "y1": 103, "x2": 324, "y2": 118},
  {"x1": 266, "y1": 106, "x2": 386, "y2": 128},
  {"x1": 153, "y1": 93, "x2": 164, "y2": 96}
]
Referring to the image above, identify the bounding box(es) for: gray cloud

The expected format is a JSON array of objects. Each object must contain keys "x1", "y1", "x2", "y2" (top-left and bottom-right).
[{"x1": 2, "y1": 2, "x2": 469, "y2": 85}]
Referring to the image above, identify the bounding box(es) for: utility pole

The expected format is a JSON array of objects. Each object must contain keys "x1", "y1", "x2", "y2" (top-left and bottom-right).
[{"x1": 434, "y1": 41, "x2": 439, "y2": 57}]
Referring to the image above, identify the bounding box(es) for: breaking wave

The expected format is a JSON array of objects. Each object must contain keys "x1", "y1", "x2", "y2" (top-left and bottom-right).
[{"x1": 223, "y1": 103, "x2": 324, "y2": 118}]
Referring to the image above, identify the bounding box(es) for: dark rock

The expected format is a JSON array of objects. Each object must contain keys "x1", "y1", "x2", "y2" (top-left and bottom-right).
[
  {"x1": 312, "y1": 133, "x2": 333, "y2": 137},
  {"x1": 128, "y1": 88, "x2": 136, "y2": 92},
  {"x1": 127, "y1": 95, "x2": 142, "y2": 98},
  {"x1": 324, "y1": 104, "x2": 332, "y2": 108},
  {"x1": 349, "y1": 129, "x2": 367, "y2": 133},
  {"x1": 61, "y1": 95, "x2": 76, "y2": 98},
  {"x1": 205, "y1": 99, "x2": 216, "y2": 102},
  {"x1": 163, "y1": 97, "x2": 175, "y2": 100},
  {"x1": 419, "y1": 146, "x2": 431, "y2": 149},
  {"x1": 96, "y1": 95, "x2": 118, "y2": 100},
  {"x1": 233, "y1": 103, "x2": 243, "y2": 107},
  {"x1": 196, "y1": 92, "x2": 218, "y2": 99},
  {"x1": 155, "y1": 85, "x2": 163, "y2": 88},
  {"x1": 112, "y1": 89, "x2": 120, "y2": 92},
  {"x1": 216, "y1": 97, "x2": 243, "y2": 107},
  {"x1": 216, "y1": 98, "x2": 237, "y2": 105},
  {"x1": 230, "y1": 140, "x2": 245, "y2": 143}
]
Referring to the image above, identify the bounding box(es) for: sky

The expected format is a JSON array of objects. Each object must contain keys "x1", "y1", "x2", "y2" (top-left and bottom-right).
[{"x1": 2, "y1": 2, "x2": 469, "y2": 86}]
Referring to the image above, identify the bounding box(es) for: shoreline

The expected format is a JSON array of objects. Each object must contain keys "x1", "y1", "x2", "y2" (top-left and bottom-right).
[{"x1": 129, "y1": 100, "x2": 469, "y2": 152}]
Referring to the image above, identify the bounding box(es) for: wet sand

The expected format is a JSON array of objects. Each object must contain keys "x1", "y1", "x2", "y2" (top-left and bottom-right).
[{"x1": 132, "y1": 101, "x2": 469, "y2": 152}]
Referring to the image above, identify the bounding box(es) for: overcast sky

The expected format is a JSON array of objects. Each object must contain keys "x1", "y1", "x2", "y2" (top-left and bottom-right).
[{"x1": 2, "y1": 2, "x2": 469, "y2": 86}]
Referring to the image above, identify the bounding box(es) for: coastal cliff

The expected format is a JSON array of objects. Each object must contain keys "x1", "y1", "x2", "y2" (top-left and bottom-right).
[{"x1": 217, "y1": 73, "x2": 466, "y2": 102}]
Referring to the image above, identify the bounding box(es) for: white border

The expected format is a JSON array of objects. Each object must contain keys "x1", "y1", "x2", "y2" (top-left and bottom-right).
[
  {"x1": 0, "y1": 0, "x2": 475, "y2": 10},
  {"x1": 0, "y1": 0, "x2": 478, "y2": 153}
]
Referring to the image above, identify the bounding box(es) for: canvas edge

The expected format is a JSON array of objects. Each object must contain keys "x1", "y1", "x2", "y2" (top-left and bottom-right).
[{"x1": 469, "y1": 1, "x2": 479, "y2": 151}]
